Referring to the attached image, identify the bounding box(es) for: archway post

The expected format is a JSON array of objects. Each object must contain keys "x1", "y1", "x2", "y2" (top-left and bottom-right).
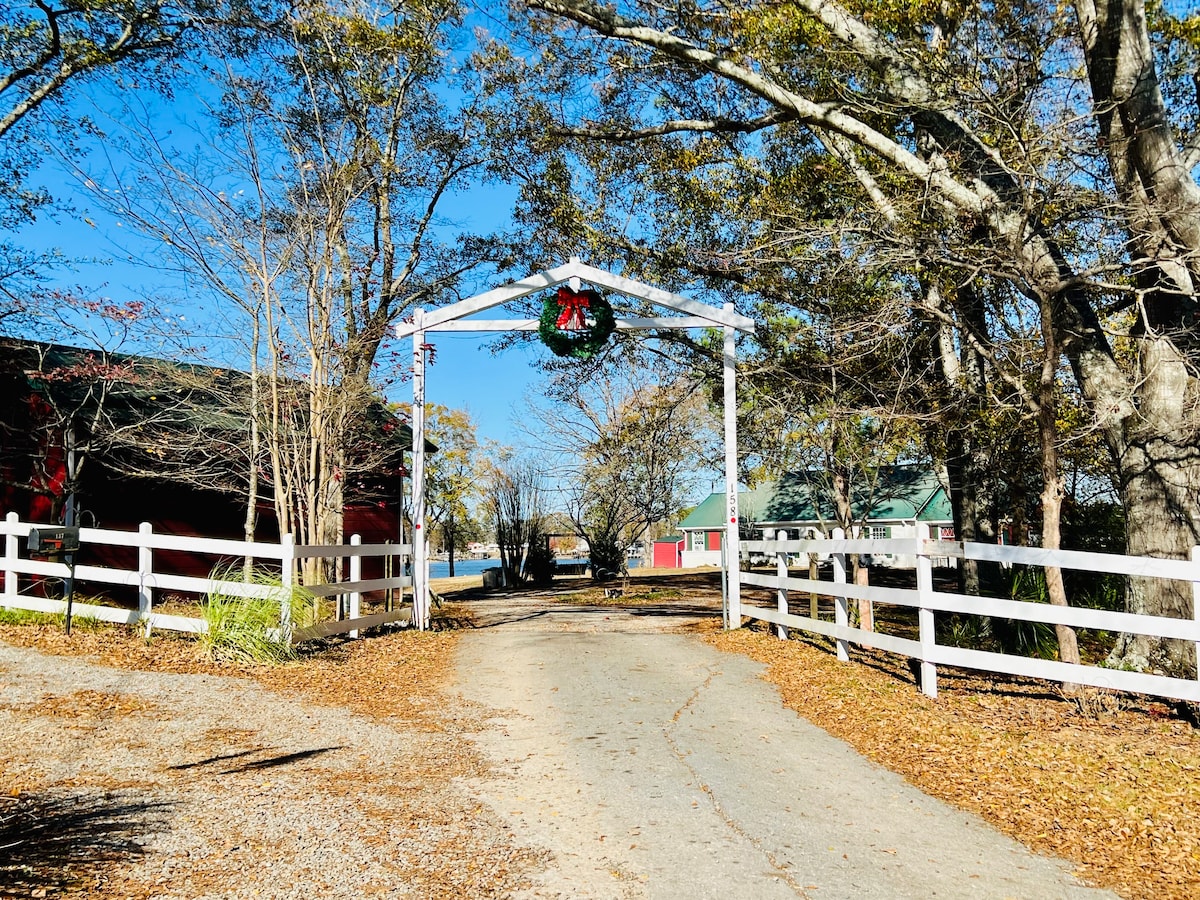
[
  {"x1": 411, "y1": 307, "x2": 429, "y2": 630},
  {"x1": 723, "y1": 305, "x2": 741, "y2": 626},
  {"x1": 400, "y1": 260, "x2": 754, "y2": 632}
]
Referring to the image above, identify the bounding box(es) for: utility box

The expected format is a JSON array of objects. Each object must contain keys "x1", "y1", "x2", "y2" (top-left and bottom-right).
[{"x1": 481, "y1": 567, "x2": 507, "y2": 589}]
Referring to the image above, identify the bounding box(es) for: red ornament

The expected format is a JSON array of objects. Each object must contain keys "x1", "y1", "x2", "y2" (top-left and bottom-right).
[{"x1": 555, "y1": 286, "x2": 593, "y2": 330}]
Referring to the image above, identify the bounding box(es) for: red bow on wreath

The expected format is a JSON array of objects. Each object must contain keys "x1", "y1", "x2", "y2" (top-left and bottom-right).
[{"x1": 555, "y1": 286, "x2": 594, "y2": 331}]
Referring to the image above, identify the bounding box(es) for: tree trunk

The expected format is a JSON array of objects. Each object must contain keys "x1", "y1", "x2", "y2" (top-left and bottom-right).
[
  {"x1": 243, "y1": 318, "x2": 262, "y2": 579},
  {"x1": 927, "y1": 278, "x2": 1001, "y2": 596},
  {"x1": 1035, "y1": 293, "x2": 1080, "y2": 667},
  {"x1": 944, "y1": 427, "x2": 1001, "y2": 593},
  {"x1": 809, "y1": 552, "x2": 819, "y2": 618},
  {"x1": 1072, "y1": 0, "x2": 1200, "y2": 676},
  {"x1": 855, "y1": 563, "x2": 873, "y2": 632},
  {"x1": 1108, "y1": 338, "x2": 1200, "y2": 675}
]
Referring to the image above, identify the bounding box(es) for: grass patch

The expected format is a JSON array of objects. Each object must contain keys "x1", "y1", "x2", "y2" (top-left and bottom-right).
[
  {"x1": 0, "y1": 607, "x2": 61, "y2": 627},
  {"x1": 554, "y1": 585, "x2": 687, "y2": 606},
  {"x1": 67, "y1": 612, "x2": 106, "y2": 633},
  {"x1": 199, "y1": 567, "x2": 317, "y2": 665}
]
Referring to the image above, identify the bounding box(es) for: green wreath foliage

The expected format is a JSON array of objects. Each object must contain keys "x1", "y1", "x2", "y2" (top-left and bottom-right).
[{"x1": 538, "y1": 287, "x2": 616, "y2": 360}]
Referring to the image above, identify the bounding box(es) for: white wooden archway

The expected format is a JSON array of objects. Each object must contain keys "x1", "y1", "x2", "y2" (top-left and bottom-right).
[{"x1": 395, "y1": 258, "x2": 755, "y2": 630}]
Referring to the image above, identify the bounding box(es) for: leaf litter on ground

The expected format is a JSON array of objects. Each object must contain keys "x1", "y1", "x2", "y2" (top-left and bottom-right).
[{"x1": 3, "y1": 573, "x2": 1199, "y2": 900}]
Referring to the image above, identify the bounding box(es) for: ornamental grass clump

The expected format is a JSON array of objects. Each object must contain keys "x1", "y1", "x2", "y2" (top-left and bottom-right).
[{"x1": 200, "y1": 565, "x2": 316, "y2": 664}]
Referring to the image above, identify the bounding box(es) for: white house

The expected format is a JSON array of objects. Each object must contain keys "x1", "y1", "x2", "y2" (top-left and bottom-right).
[{"x1": 675, "y1": 467, "x2": 955, "y2": 569}]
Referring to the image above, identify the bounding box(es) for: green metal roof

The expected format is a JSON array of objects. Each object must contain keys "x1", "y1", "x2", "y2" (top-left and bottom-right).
[
  {"x1": 679, "y1": 467, "x2": 952, "y2": 529},
  {"x1": 678, "y1": 492, "x2": 727, "y2": 530}
]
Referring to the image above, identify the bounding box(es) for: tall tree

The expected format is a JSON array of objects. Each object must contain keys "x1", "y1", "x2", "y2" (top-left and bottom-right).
[
  {"x1": 506, "y1": 0, "x2": 1200, "y2": 675},
  {"x1": 228, "y1": 0, "x2": 495, "y2": 551},
  {"x1": 533, "y1": 373, "x2": 715, "y2": 576},
  {"x1": 73, "y1": 0, "x2": 498, "y2": 557}
]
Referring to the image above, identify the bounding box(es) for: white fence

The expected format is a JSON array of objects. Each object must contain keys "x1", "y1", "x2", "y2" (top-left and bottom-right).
[
  {"x1": 737, "y1": 524, "x2": 1200, "y2": 704},
  {"x1": 1, "y1": 513, "x2": 412, "y2": 641}
]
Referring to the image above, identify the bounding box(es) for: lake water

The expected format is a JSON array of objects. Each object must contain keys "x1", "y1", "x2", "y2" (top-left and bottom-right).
[{"x1": 428, "y1": 557, "x2": 641, "y2": 579}]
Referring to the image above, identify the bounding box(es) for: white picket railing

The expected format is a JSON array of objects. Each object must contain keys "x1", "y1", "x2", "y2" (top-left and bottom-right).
[
  {"x1": 738, "y1": 523, "x2": 1200, "y2": 704},
  {"x1": 0, "y1": 512, "x2": 412, "y2": 641}
]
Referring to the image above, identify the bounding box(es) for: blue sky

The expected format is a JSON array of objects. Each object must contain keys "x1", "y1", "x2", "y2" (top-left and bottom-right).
[{"x1": 19, "y1": 142, "x2": 553, "y2": 449}]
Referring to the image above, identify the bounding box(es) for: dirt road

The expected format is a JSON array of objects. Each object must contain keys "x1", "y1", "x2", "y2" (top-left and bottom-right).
[
  {"x1": 0, "y1": 584, "x2": 1124, "y2": 898},
  {"x1": 452, "y1": 598, "x2": 1115, "y2": 899}
]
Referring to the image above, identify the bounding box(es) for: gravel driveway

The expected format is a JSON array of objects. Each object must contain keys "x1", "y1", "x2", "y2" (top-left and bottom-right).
[
  {"x1": 1, "y1": 591, "x2": 1115, "y2": 898},
  {"x1": 0, "y1": 640, "x2": 538, "y2": 899}
]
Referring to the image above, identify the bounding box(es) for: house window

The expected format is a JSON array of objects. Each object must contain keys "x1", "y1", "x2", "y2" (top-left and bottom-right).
[
  {"x1": 868, "y1": 526, "x2": 890, "y2": 540},
  {"x1": 690, "y1": 531, "x2": 706, "y2": 552}
]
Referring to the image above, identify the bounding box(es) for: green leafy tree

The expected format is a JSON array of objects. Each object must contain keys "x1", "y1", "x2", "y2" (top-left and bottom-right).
[
  {"x1": 409, "y1": 403, "x2": 480, "y2": 577},
  {"x1": 500, "y1": 0, "x2": 1200, "y2": 675}
]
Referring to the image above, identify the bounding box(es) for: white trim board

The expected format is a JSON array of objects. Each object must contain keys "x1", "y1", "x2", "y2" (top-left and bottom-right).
[{"x1": 395, "y1": 259, "x2": 756, "y2": 336}]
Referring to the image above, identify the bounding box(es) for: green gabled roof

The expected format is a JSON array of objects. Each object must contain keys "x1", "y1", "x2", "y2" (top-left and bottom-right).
[
  {"x1": 678, "y1": 492, "x2": 726, "y2": 530},
  {"x1": 679, "y1": 467, "x2": 952, "y2": 530},
  {"x1": 915, "y1": 485, "x2": 953, "y2": 521}
]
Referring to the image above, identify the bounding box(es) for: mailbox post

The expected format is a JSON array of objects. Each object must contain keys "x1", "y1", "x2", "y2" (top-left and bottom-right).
[{"x1": 27, "y1": 526, "x2": 81, "y2": 634}]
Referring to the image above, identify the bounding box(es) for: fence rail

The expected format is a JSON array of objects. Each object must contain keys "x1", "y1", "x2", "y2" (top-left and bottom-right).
[
  {"x1": 737, "y1": 525, "x2": 1200, "y2": 705},
  {"x1": 1, "y1": 513, "x2": 412, "y2": 641}
]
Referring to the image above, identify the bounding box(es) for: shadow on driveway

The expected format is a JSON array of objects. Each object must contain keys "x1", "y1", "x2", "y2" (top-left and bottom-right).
[{"x1": 0, "y1": 790, "x2": 168, "y2": 896}]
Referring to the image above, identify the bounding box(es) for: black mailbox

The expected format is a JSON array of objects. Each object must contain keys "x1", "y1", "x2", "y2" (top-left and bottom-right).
[{"x1": 27, "y1": 526, "x2": 81, "y2": 554}]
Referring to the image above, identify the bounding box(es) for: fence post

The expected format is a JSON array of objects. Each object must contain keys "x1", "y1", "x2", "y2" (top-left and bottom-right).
[
  {"x1": 280, "y1": 533, "x2": 295, "y2": 640},
  {"x1": 916, "y1": 523, "x2": 938, "y2": 698},
  {"x1": 4, "y1": 512, "x2": 18, "y2": 605},
  {"x1": 832, "y1": 527, "x2": 850, "y2": 662},
  {"x1": 808, "y1": 531, "x2": 819, "y2": 620},
  {"x1": 412, "y1": 306, "x2": 429, "y2": 631},
  {"x1": 776, "y1": 529, "x2": 789, "y2": 640},
  {"x1": 138, "y1": 522, "x2": 153, "y2": 638},
  {"x1": 1193, "y1": 545, "x2": 1199, "y2": 683},
  {"x1": 349, "y1": 534, "x2": 362, "y2": 639},
  {"x1": 384, "y1": 540, "x2": 393, "y2": 612}
]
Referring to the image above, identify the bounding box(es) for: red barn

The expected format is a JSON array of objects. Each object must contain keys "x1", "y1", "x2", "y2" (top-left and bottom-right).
[{"x1": 1, "y1": 338, "x2": 427, "y2": 592}]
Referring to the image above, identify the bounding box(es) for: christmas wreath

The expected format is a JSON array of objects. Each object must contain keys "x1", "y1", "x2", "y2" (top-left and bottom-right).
[{"x1": 538, "y1": 286, "x2": 616, "y2": 359}]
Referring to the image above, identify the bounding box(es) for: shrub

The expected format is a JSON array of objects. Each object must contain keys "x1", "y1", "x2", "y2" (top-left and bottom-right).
[
  {"x1": 937, "y1": 570, "x2": 1059, "y2": 659},
  {"x1": 199, "y1": 566, "x2": 316, "y2": 664},
  {"x1": 991, "y1": 568, "x2": 1059, "y2": 659},
  {"x1": 522, "y1": 538, "x2": 558, "y2": 586},
  {"x1": 587, "y1": 537, "x2": 626, "y2": 581}
]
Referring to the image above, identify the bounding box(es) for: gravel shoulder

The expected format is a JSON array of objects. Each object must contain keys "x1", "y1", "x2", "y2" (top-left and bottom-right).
[{"x1": 0, "y1": 628, "x2": 540, "y2": 899}]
